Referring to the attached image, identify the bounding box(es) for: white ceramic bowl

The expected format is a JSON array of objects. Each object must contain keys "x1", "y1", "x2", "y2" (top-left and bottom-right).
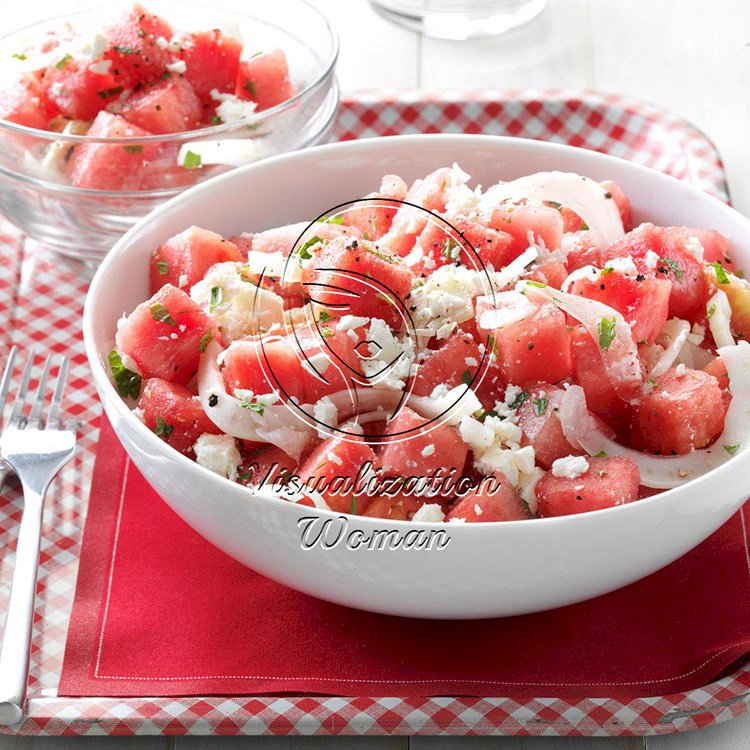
[{"x1": 84, "y1": 135, "x2": 750, "y2": 619}]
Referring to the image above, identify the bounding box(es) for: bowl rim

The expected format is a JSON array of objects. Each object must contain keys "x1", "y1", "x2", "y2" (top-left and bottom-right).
[
  {"x1": 0, "y1": 0, "x2": 340, "y2": 144},
  {"x1": 83, "y1": 132, "x2": 750, "y2": 531}
]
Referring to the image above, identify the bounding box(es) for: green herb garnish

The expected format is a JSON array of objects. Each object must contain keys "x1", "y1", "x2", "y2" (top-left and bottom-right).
[
  {"x1": 156, "y1": 259, "x2": 169, "y2": 275},
  {"x1": 11, "y1": 53, "x2": 27, "y2": 61},
  {"x1": 593, "y1": 450, "x2": 607, "y2": 458},
  {"x1": 123, "y1": 145, "x2": 142, "y2": 154},
  {"x1": 210, "y1": 115, "x2": 221, "y2": 125},
  {"x1": 317, "y1": 310, "x2": 333, "y2": 323},
  {"x1": 533, "y1": 397, "x2": 549, "y2": 416},
  {"x1": 349, "y1": 497, "x2": 357, "y2": 515},
  {"x1": 108, "y1": 349, "x2": 141, "y2": 399},
  {"x1": 209, "y1": 286, "x2": 223, "y2": 312},
  {"x1": 318, "y1": 214, "x2": 344, "y2": 225},
  {"x1": 198, "y1": 330, "x2": 213, "y2": 352},
  {"x1": 724, "y1": 444, "x2": 740, "y2": 455},
  {"x1": 441, "y1": 237, "x2": 460, "y2": 261},
  {"x1": 55, "y1": 53, "x2": 72, "y2": 70},
  {"x1": 597, "y1": 316, "x2": 616, "y2": 351},
  {"x1": 659, "y1": 257, "x2": 684, "y2": 283},
  {"x1": 154, "y1": 416, "x2": 174, "y2": 438},
  {"x1": 461, "y1": 369, "x2": 472, "y2": 386},
  {"x1": 241, "y1": 401, "x2": 265, "y2": 416},
  {"x1": 525, "y1": 280, "x2": 547, "y2": 288},
  {"x1": 713, "y1": 261, "x2": 730, "y2": 284},
  {"x1": 298, "y1": 235, "x2": 323, "y2": 260},
  {"x1": 508, "y1": 388, "x2": 530, "y2": 410},
  {"x1": 182, "y1": 150, "x2": 202, "y2": 169},
  {"x1": 150, "y1": 302, "x2": 176, "y2": 326},
  {"x1": 243, "y1": 78, "x2": 256, "y2": 97}
]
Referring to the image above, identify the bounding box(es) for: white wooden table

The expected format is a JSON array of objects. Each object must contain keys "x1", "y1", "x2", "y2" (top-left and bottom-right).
[{"x1": 2, "y1": 0, "x2": 749, "y2": 746}]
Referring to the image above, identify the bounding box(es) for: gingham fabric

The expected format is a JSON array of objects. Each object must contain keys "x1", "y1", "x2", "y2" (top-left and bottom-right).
[{"x1": 0, "y1": 90, "x2": 743, "y2": 737}]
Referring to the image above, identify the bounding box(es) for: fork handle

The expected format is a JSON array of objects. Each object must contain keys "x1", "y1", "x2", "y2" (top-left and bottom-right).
[{"x1": 0, "y1": 486, "x2": 44, "y2": 725}]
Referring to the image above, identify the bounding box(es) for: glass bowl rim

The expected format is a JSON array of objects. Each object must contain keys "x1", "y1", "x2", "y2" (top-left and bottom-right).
[{"x1": 0, "y1": 0, "x2": 340, "y2": 144}]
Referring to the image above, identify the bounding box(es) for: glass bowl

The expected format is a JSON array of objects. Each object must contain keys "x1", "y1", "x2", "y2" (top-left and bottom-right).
[{"x1": 0, "y1": 0, "x2": 339, "y2": 261}]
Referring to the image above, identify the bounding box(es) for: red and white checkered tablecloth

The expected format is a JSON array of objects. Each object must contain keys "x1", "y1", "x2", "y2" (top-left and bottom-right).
[{"x1": 0, "y1": 89, "x2": 744, "y2": 737}]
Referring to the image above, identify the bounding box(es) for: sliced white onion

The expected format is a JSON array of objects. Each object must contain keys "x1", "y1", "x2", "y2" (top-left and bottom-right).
[
  {"x1": 490, "y1": 246, "x2": 538, "y2": 289},
  {"x1": 674, "y1": 338, "x2": 714, "y2": 370},
  {"x1": 197, "y1": 341, "x2": 314, "y2": 459},
  {"x1": 481, "y1": 172, "x2": 625, "y2": 249},
  {"x1": 476, "y1": 290, "x2": 535, "y2": 330},
  {"x1": 648, "y1": 319, "x2": 691, "y2": 378},
  {"x1": 561, "y1": 264, "x2": 600, "y2": 293},
  {"x1": 560, "y1": 341, "x2": 750, "y2": 488},
  {"x1": 707, "y1": 289, "x2": 735, "y2": 349},
  {"x1": 524, "y1": 282, "x2": 643, "y2": 403}
]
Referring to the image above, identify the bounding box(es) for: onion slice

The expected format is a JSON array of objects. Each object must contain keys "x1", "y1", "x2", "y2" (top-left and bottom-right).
[
  {"x1": 648, "y1": 319, "x2": 691, "y2": 378},
  {"x1": 197, "y1": 341, "x2": 314, "y2": 459},
  {"x1": 482, "y1": 172, "x2": 625, "y2": 249},
  {"x1": 523, "y1": 282, "x2": 643, "y2": 403},
  {"x1": 559, "y1": 341, "x2": 750, "y2": 488},
  {"x1": 707, "y1": 289, "x2": 734, "y2": 349}
]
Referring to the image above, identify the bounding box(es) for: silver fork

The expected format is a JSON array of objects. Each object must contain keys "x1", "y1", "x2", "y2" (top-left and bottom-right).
[{"x1": 0, "y1": 348, "x2": 76, "y2": 725}]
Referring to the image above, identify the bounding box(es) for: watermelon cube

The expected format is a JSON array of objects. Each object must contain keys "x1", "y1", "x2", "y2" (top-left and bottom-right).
[
  {"x1": 341, "y1": 174, "x2": 407, "y2": 240},
  {"x1": 488, "y1": 202, "x2": 564, "y2": 253},
  {"x1": 446, "y1": 473, "x2": 530, "y2": 522},
  {"x1": 632, "y1": 367, "x2": 726, "y2": 455},
  {"x1": 411, "y1": 332, "x2": 482, "y2": 397},
  {"x1": 601, "y1": 180, "x2": 632, "y2": 231},
  {"x1": 361, "y1": 493, "x2": 422, "y2": 521},
  {"x1": 377, "y1": 406, "x2": 468, "y2": 482},
  {"x1": 121, "y1": 75, "x2": 203, "y2": 134},
  {"x1": 0, "y1": 78, "x2": 57, "y2": 129},
  {"x1": 138, "y1": 377, "x2": 220, "y2": 454},
  {"x1": 179, "y1": 29, "x2": 243, "y2": 101},
  {"x1": 491, "y1": 302, "x2": 572, "y2": 385},
  {"x1": 103, "y1": 4, "x2": 172, "y2": 87},
  {"x1": 238, "y1": 443, "x2": 298, "y2": 488},
  {"x1": 536, "y1": 456, "x2": 640, "y2": 517},
  {"x1": 516, "y1": 384, "x2": 582, "y2": 469},
  {"x1": 68, "y1": 111, "x2": 164, "y2": 191},
  {"x1": 236, "y1": 49, "x2": 295, "y2": 112},
  {"x1": 150, "y1": 226, "x2": 242, "y2": 293},
  {"x1": 565, "y1": 231, "x2": 601, "y2": 272},
  {"x1": 297, "y1": 436, "x2": 379, "y2": 514},
  {"x1": 115, "y1": 284, "x2": 216, "y2": 385},
  {"x1": 527, "y1": 258, "x2": 568, "y2": 289},
  {"x1": 251, "y1": 221, "x2": 360, "y2": 256},
  {"x1": 570, "y1": 270, "x2": 671, "y2": 345},
  {"x1": 44, "y1": 58, "x2": 121, "y2": 121},
  {"x1": 302, "y1": 236, "x2": 414, "y2": 330}
]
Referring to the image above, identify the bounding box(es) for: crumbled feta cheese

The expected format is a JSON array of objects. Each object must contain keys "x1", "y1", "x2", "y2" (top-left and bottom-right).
[
  {"x1": 421, "y1": 444, "x2": 436, "y2": 457},
  {"x1": 194, "y1": 434, "x2": 241, "y2": 481},
  {"x1": 517, "y1": 466, "x2": 543, "y2": 515},
  {"x1": 459, "y1": 415, "x2": 495, "y2": 452},
  {"x1": 448, "y1": 517, "x2": 466, "y2": 524},
  {"x1": 212, "y1": 92, "x2": 258, "y2": 124},
  {"x1": 120, "y1": 352, "x2": 142, "y2": 375},
  {"x1": 504, "y1": 384, "x2": 523, "y2": 407},
  {"x1": 326, "y1": 450, "x2": 343, "y2": 466},
  {"x1": 166, "y1": 59, "x2": 187, "y2": 75},
  {"x1": 551, "y1": 455, "x2": 590, "y2": 479},
  {"x1": 644, "y1": 250, "x2": 660, "y2": 269},
  {"x1": 313, "y1": 396, "x2": 338, "y2": 438},
  {"x1": 474, "y1": 503, "x2": 483, "y2": 516},
  {"x1": 178, "y1": 274, "x2": 189, "y2": 288},
  {"x1": 683, "y1": 236, "x2": 705, "y2": 262},
  {"x1": 359, "y1": 318, "x2": 415, "y2": 390},
  {"x1": 177, "y1": 139, "x2": 260, "y2": 168},
  {"x1": 190, "y1": 261, "x2": 284, "y2": 342},
  {"x1": 89, "y1": 59, "x2": 112, "y2": 75},
  {"x1": 464, "y1": 357, "x2": 478, "y2": 367},
  {"x1": 336, "y1": 315, "x2": 370, "y2": 332},
  {"x1": 603, "y1": 256, "x2": 638, "y2": 275},
  {"x1": 412, "y1": 503, "x2": 445, "y2": 523}
]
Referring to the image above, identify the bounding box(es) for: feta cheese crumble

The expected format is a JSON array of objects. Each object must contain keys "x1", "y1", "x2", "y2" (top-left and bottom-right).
[
  {"x1": 411, "y1": 503, "x2": 445, "y2": 523},
  {"x1": 194, "y1": 433, "x2": 241, "y2": 481},
  {"x1": 551, "y1": 455, "x2": 590, "y2": 480}
]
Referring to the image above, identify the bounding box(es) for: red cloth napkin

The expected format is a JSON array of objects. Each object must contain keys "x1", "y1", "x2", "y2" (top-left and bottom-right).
[{"x1": 60, "y1": 418, "x2": 750, "y2": 700}]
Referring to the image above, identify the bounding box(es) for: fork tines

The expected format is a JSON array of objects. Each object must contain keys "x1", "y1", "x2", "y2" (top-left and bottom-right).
[{"x1": 1, "y1": 348, "x2": 70, "y2": 430}]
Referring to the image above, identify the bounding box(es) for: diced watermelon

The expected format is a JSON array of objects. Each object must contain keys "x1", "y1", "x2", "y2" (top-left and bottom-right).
[
  {"x1": 472, "y1": 354, "x2": 506, "y2": 411},
  {"x1": 601, "y1": 224, "x2": 709, "y2": 317},
  {"x1": 569, "y1": 325, "x2": 630, "y2": 430},
  {"x1": 179, "y1": 29, "x2": 242, "y2": 101},
  {"x1": 565, "y1": 231, "x2": 601, "y2": 271},
  {"x1": 601, "y1": 180, "x2": 632, "y2": 232},
  {"x1": 527, "y1": 258, "x2": 568, "y2": 289},
  {"x1": 0, "y1": 78, "x2": 57, "y2": 129},
  {"x1": 690, "y1": 228, "x2": 733, "y2": 268},
  {"x1": 516, "y1": 384, "x2": 581, "y2": 469},
  {"x1": 536, "y1": 456, "x2": 640, "y2": 517},
  {"x1": 228, "y1": 233, "x2": 253, "y2": 257},
  {"x1": 238, "y1": 443, "x2": 298, "y2": 487},
  {"x1": 115, "y1": 284, "x2": 216, "y2": 385},
  {"x1": 44, "y1": 59, "x2": 120, "y2": 120},
  {"x1": 490, "y1": 302, "x2": 572, "y2": 385},
  {"x1": 150, "y1": 226, "x2": 242, "y2": 293},
  {"x1": 121, "y1": 75, "x2": 203, "y2": 134},
  {"x1": 251, "y1": 221, "x2": 360, "y2": 256},
  {"x1": 235, "y1": 49, "x2": 295, "y2": 112},
  {"x1": 632, "y1": 366, "x2": 725, "y2": 455},
  {"x1": 488, "y1": 202, "x2": 564, "y2": 253},
  {"x1": 302, "y1": 236, "x2": 414, "y2": 330},
  {"x1": 222, "y1": 324, "x2": 362, "y2": 404},
  {"x1": 297, "y1": 436, "x2": 379, "y2": 514},
  {"x1": 570, "y1": 270, "x2": 671, "y2": 345},
  {"x1": 411, "y1": 332, "x2": 482, "y2": 397},
  {"x1": 447, "y1": 473, "x2": 530, "y2": 522},
  {"x1": 103, "y1": 4, "x2": 172, "y2": 87},
  {"x1": 361, "y1": 493, "x2": 422, "y2": 521},
  {"x1": 68, "y1": 111, "x2": 164, "y2": 190},
  {"x1": 341, "y1": 174, "x2": 408, "y2": 241},
  {"x1": 378, "y1": 407, "x2": 467, "y2": 483},
  {"x1": 138, "y1": 377, "x2": 220, "y2": 454},
  {"x1": 381, "y1": 168, "x2": 452, "y2": 256},
  {"x1": 704, "y1": 356, "x2": 729, "y2": 389}
]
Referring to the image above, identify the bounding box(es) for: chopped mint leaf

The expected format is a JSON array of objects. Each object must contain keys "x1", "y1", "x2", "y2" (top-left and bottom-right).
[
  {"x1": 317, "y1": 310, "x2": 333, "y2": 323},
  {"x1": 525, "y1": 280, "x2": 547, "y2": 288},
  {"x1": 241, "y1": 401, "x2": 265, "y2": 416},
  {"x1": 349, "y1": 497, "x2": 357, "y2": 515},
  {"x1": 108, "y1": 349, "x2": 141, "y2": 399},
  {"x1": 150, "y1": 302, "x2": 176, "y2": 326},
  {"x1": 724, "y1": 444, "x2": 740, "y2": 455},
  {"x1": 597, "y1": 316, "x2": 616, "y2": 351},
  {"x1": 461, "y1": 369, "x2": 472, "y2": 386},
  {"x1": 154, "y1": 416, "x2": 174, "y2": 438},
  {"x1": 298, "y1": 235, "x2": 323, "y2": 260},
  {"x1": 243, "y1": 78, "x2": 256, "y2": 97},
  {"x1": 533, "y1": 397, "x2": 549, "y2": 416},
  {"x1": 183, "y1": 150, "x2": 202, "y2": 169},
  {"x1": 509, "y1": 388, "x2": 530, "y2": 410},
  {"x1": 713, "y1": 260, "x2": 730, "y2": 284},
  {"x1": 707, "y1": 304, "x2": 717, "y2": 319},
  {"x1": 318, "y1": 214, "x2": 344, "y2": 225},
  {"x1": 209, "y1": 286, "x2": 223, "y2": 312},
  {"x1": 659, "y1": 256, "x2": 684, "y2": 283},
  {"x1": 593, "y1": 450, "x2": 607, "y2": 458},
  {"x1": 123, "y1": 145, "x2": 142, "y2": 154},
  {"x1": 600, "y1": 266, "x2": 614, "y2": 275},
  {"x1": 198, "y1": 330, "x2": 213, "y2": 352},
  {"x1": 55, "y1": 53, "x2": 72, "y2": 70},
  {"x1": 11, "y1": 53, "x2": 27, "y2": 61},
  {"x1": 210, "y1": 115, "x2": 221, "y2": 125},
  {"x1": 156, "y1": 259, "x2": 169, "y2": 275}
]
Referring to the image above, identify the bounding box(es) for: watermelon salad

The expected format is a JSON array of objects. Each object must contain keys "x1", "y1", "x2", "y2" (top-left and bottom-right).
[
  {"x1": 0, "y1": 4, "x2": 296, "y2": 190},
  {"x1": 109, "y1": 166, "x2": 750, "y2": 523}
]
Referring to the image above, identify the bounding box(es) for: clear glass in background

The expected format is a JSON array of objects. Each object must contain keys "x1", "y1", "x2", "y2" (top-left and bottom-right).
[
  {"x1": 0, "y1": 0, "x2": 339, "y2": 262},
  {"x1": 368, "y1": 0, "x2": 548, "y2": 39}
]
